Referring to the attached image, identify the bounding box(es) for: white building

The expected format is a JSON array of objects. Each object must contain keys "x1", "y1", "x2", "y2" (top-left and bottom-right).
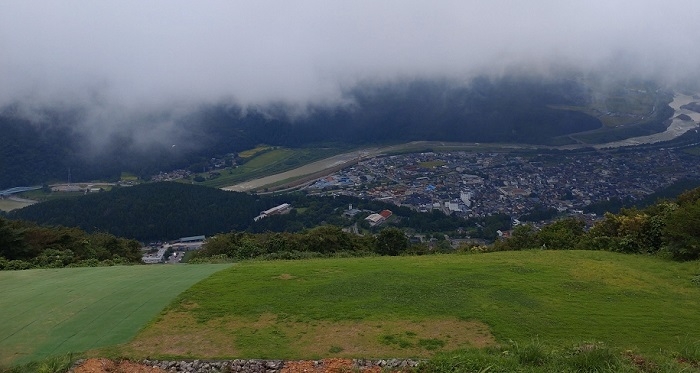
[
  {"x1": 254, "y1": 203, "x2": 292, "y2": 221},
  {"x1": 142, "y1": 247, "x2": 167, "y2": 264}
]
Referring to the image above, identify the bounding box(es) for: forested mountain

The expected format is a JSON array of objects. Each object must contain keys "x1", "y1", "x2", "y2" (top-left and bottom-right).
[
  {"x1": 0, "y1": 75, "x2": 657, "y2": 189},
  {"x1": 9, "y1": 182, "x2": 260, "y2": 240},
  {"x1": 8, "y1": 182, "x2": 508, "y2": 241}
]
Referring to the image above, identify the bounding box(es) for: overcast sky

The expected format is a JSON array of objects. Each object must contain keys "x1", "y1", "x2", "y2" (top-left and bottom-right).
[{"x1": 2, "y1": 1, "x2": 699, "y2": 112}]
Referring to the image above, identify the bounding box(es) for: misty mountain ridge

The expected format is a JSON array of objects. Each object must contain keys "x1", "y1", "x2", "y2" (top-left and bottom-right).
[{"x1": 0, "y1": 75, "x2": 671, "y2": 188}]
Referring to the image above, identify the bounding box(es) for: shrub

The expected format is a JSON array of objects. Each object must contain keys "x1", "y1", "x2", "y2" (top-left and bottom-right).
[
  {"x1": 512, "y1": 339, "x2": 550, "y2": 366},
  {"x1": 561, "y1": 342, "x2": 620, "y2": 373},
  {"x1": 673, "y1": 337, "x2": 700, "y2": 367},
  {"x1": 0, "y1": 353, "x2": 74, "y2": 373}
]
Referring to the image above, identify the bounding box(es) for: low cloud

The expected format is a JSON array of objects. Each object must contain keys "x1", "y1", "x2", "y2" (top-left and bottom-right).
[{"x1": 2, "y1": 0, "x2": 699, "y2": 149}]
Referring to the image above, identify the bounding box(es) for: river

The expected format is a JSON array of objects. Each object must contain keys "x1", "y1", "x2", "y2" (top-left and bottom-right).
[
  {"x1": 594, "y1": 93, "x2": 700, "y2": 148},
  {"x1": 222, "y1": 93, "x2": 700, "y2": 191}
]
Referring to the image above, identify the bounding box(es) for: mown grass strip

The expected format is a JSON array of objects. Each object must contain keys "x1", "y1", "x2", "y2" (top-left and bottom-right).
[{"x1": 0, "y1": 264, "x2": 230, "y2": 366}]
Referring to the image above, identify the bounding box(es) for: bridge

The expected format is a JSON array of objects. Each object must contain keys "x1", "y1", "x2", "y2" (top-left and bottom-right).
[{"x1": 0, "y1": 186, "x2": 41, "y2": 197}]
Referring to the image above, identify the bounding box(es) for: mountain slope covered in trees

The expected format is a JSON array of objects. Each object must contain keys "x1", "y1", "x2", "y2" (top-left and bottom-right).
[{"x1": 8, "y1": 182, "x2": 509, "y2": 241}]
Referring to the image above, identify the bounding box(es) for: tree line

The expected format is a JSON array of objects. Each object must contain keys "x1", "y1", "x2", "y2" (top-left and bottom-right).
[
  {"x1": 0, "y1": 216, "x2": 142, "y2": 270},
  {"x1": 491, "y1": 186, "x2": 700, "y2": 261},
  {"x1": 191, "y1": 225, "x2": 419, "y2": 262}
]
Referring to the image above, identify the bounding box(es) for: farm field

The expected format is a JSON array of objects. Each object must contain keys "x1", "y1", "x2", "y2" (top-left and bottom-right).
[
  {"x1": 0, "y1": 264, "x2": 230, "y2": 366},
  {"x1": 112, "y1": 251, "x2": 700, "y2": 361},
  {"x1": 199, "y1": 147, "x2": 346, "y2": 188},
  {"x1": 0, "y1": 198, "x2": 35, "y2": 212}
]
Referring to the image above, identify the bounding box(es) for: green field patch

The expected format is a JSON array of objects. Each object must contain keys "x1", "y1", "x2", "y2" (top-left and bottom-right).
[
  {"x1": 0, "y1": 264, "x2": 229, "y2": 366},
  {"x1": 238, "y1": 145, "x2": 275, "y2": 158},
  {"x1": 0, "y1": 199, "x2": 35, "y2": 212},
  {"x1": 683, "y1": 146, "x2": 700, "y2": 156},
  {"x1": 18, "y1": 189, "x2": 84, "y2": 202},
  {"x1": 120, "y1": 172, "x2": 138, "y2": 181},
  {"x1": 198, "y1": 147, "x2": 343, "y2": 188},
  {"x1": 114, "y1": 252, "x2": 700, "y2": 360}
]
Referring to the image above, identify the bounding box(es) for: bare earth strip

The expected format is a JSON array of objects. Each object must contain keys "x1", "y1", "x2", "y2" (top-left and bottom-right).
[{"x1": 115, "y1": 312, "x2": 495, "y2": 360}]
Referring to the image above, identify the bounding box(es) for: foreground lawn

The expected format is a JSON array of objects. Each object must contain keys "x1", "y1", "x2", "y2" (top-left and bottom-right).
[
  {"x1": 0, "y1": 264, "x2": 230, "y2": 366},
  {"x1": 118, "y1": 251, "x2": 700, "y2": 361}
]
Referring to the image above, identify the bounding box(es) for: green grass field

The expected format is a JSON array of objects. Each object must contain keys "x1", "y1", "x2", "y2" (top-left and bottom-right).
[
  {"x1": 0, "y1": 264, "x2": 229, "y2": 366},
  {"x1": 113, "y1": 251, "x2": 700, "y2": 361},
  {"x1": 197, "y1": 147, "x2": 344, "y2": 188}
]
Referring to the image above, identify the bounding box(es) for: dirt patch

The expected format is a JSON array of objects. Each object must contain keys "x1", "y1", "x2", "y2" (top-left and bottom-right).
[
  {"x1": 277, "y1": 274, "x2": 296, "y2": 280},
  {"x1": 118, "y1": 312, "x2": 238, "y2": 359},
  {"x1": 281, "y1": 358, "x2": 406, "y2": 373},
  {"x1": 73, "y1": 358, "x2": 166, "y2": 373},
  {"x1": 117, "y1": 312, "x2": 495, "y2": 360},
  {"x1": 290, "y1": 318, "x2": 495, "y2": 358},
  {"x1": 73, "y1": 358, "x2": 411, "y2": 373}
]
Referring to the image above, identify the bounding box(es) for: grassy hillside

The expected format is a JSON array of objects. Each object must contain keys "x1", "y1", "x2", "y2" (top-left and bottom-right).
[
  {"x1": 0, "y1": 264, "x2": 229, "y2": 366},
  {"x1": 111, "y1": 251, "x2": 700, "y2": 361}
]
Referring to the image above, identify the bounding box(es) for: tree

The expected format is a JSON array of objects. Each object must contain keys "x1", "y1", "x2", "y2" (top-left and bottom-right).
[
  {"x1": 663, "y1": 201, "x2": 700, "y2": 260},
  {"x1": 375, "y1": 227, "x2": 408, "y2": 256},
  {"x1": 301, "y1": 225, "x2": 353, "y2": 254},
  {"x1": 495, "y1": 224, "x2": 537, "y2": 251},
  {"x1": 536, "y1": 218, "x2": 585, "y2": 250},
  {"x1": 0, "y1": 218, "x2": 27, "y2": 260}
]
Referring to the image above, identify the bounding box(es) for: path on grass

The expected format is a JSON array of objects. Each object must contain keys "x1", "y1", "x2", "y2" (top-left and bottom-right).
[{"x1": 0, "y1": 264, "x2": 230, "y2": 366}]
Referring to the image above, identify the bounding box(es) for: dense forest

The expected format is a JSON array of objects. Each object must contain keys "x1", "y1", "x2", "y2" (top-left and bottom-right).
[
  {"x1": 8, "y1": 183, "x2": 260, "y2": 240},
  {"x1": 0, "y1": 216, "x2": 141, "y2": 270},
  {"x1": 8, "y1": 182, "x2": 510, "y2": 242},
  {"x1": 1, "y1": 75, "x2": 664, "y2": 189}
]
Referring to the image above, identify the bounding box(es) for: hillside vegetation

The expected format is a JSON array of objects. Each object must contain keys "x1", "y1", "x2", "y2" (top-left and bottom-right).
[
  {"x1": 0, "y1": 217, "x2": 141, "y2": 270},
  {"x1": 494, "y1": 186, "x2": 700, "y2": 261},
  {"x1": 8, "y1": 182, "x2": 505, "y2": 241}
]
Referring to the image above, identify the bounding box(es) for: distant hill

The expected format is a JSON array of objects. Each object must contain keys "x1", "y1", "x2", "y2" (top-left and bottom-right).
[
  {"x1": 0, "y1": 75, "x2": 673, "y2": 189},
  {"x1": 8, "y1": 182, "x2": 504, "y2": 241},
  {"x1": 9, "y1": 182, "x2": 261, "y2": 240}
]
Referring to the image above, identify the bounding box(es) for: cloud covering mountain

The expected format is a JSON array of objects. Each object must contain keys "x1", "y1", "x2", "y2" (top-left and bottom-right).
[{"x1": 2, "y1": 0, "x2": 699, "y2": 111}]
